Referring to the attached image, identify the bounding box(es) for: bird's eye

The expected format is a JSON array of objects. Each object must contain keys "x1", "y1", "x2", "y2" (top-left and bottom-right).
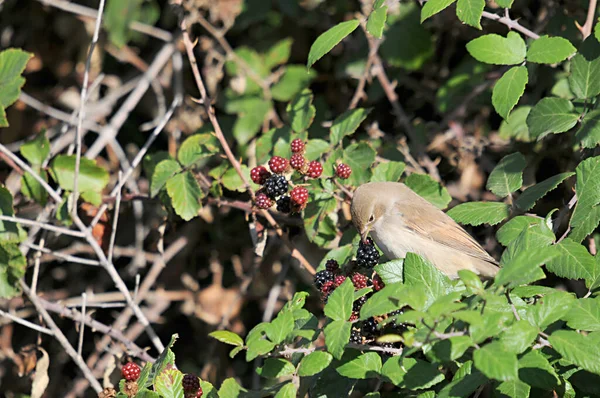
[{"x1": 368, "y1": 214, "x2": 375, "y2": 223}]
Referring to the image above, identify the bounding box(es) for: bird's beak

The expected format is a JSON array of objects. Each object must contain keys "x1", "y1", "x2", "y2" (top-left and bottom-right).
[{"x1": 360, "y1": 226, "x2": 370, "y2": 243}]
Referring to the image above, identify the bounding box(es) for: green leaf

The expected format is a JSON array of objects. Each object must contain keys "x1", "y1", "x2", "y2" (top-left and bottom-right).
[
  {"x1": 246, "y1": 338, "x2": 276, "y2": 361},
  {"x1": 177, "y1": 133, "x2": 218, "y2": 167},
  {"x1": 499, "y1": 320, "x2": 538, "y2": 354},
  {"x1": 256, "y1": 358, "x2": 295, "y2": 379},
  {"x1": 330, "y1": 108, "x2": 371, "y2": 144},
  {"x1": 456, "y1": 0, "x2": 484, "y2": 29},
  {"x1": 154, "y1": 368, "x2": 184, "y2": 398},
  {"x1": 21, "y1": 169, "x2": 48, "y2": 206},
  {"x1": 496, "y1": 216, "x2": 541, "y2": 246},
  {"x1": 495, "y1": 380, "x2": 530, "y2": 398},
  {"x1": 524, "y1": 291, "x2": 575, "y2": 330},
  {"x1": 0, "y1": 48, "x2": 33, "y2": 127},
  {"x1": 466, "y1": 32, "x2": 526, "y2": 65},
  {"x1": 548, "y1": 330, "x2": 600, "y2": 375},
  {"x1": 381, "y1": 357, "x2": 445, "y2": 389},
  {"x1": 405, "y1": 174, "x2": 452, "y2": 209},
  {"x1": 575, "y1": 109, "x2": 600, "y2": 149},
  {"x1": 319, "y1": 245, "x2": 354, "y2": 271},
  {"x1": 307, "y1": 20, "x2": 360, "y2": 68},
  {"x1": 366, "y1": 6, "x2": 388, "y2": 38},
  {"x1": 421, "y1": 0, "x2": 457, "y2": 22},
  {"x1": 371, "y1": 161, "x2": 406, "y2": 182},
  {"x1": 403, "y1": 253, "x2": 450, "y2": 309},
  {"x1": 20, "y1": 134, "x2": 50, "y2": 165},
  {"x1": 303, "y1": 195, "x2": 337, "y2": 246},
  {"x1": 496, "y1": 0, "x2": 514, "y2": 6},
  {"x1": 266, "y1": 310, "x2": 294, "y2": 344},
  {"x1": 221, "y1": 165, "x2": 251, "y2": 193},
  {"x1": 274, "y1": 383, "x2": 297, "y2": 398},
  {"x1": 150, "y1": 159, "x2": 181, "y2": 197},
  {"x1": 50, "y1": 155, "x2": 109, "y2": 194},
  {"x1": 447, "y1": 202, "x2": 510, "y2": 226},
  {"x1": 437, "y1": 361, "x2": 487, "y2": 398},
  {"x1": 458, "y1": 269, "x2": 484, "y2": 295},
  {"x1": 473, "y1": 342, "x2": 518, "y2": 381},
  {"x1": 200, "y1": 381, "x2": 218, "y2": 398},
  {"x1": 298, "y1": 351, "x2": 333, "y2": 377},
  {"x1": 360, "y1": 283, "x2": 406, "y2": 319},
  {"x1": 546, "y1": 238, "x2": 596, "y2": 282},
  {"x1": 228, "y1": 97, "x2": 272, "y2": 145},
  {"x1": 0, "y1": 242, "x2": 26, "y2": 298},
  {"x1": 208, "y1": 331, "x2": 244, "y2": 346},
  {"x1": 264, "y1": 38, "x2": 293, "y2": 70},
  {"x1": 104, "y1": 0, "x2": 158, "y2": 48},
  {"x1": 218, "y1": 378, "x2": 248, "y2": 398},
  {"x1": 527, "y1": 35, "x2": 576, "y2": 64},
  {"x1": 374, "y1": 259, "x2": 404, "y2": 284},
  {"x1": 515, "y1": 172, "x2": 574, "y2": 211},
  {"x1": 165, "y1": 171, "x2": 202, "y2": 221},
  {"x1": 569, "y1": 53, "x2": 600, "y2": 99},
  {"x1": 324, "y1": 278, "x2": 354, "y2": 321},
  {"x1": 287, "y1": 89, "x2": 316, "y2": 133},
  {"x1": 486, "y1": 152, "x2": 526, "y2": 198},
  {"x1": 342, "y1": 142, "x2": 376, "y2": 186},
  {"x1": 271, "y1": 65, "x2": 316, "y2": 102},
  {"x1": 336, "y1": 352, "x2": 382, "y2": 379},
  {"x1": 570, "y1": 156, "x2": 600, "y2": 242},
  {"x1": 324, "y1": 320, "x2": 351, "y2": 359},
  {"x1": 431, "y1": 335, "x2": 473, "y2": 362},
  {"x1": 140, "y1": 334, "x2": 178, "y2": 388},
  {"x1": 305, "y1": 139, "x2": 330, "y2": 161},
  {"x1": 564, "y1": 297, "x2": 600, "y2": 331},
  {"x1": 499, "y1": 106, "x2": 533, "y2": 142},
  {"x1": 526, "y1": 97, "x2": 579, "y2": 139},
  {"x1": 518, "y1": 350, "x2": 559, "y2": 389},
  {"x1": 492, "y1": 66, "x2": 528, "y2": 120}
]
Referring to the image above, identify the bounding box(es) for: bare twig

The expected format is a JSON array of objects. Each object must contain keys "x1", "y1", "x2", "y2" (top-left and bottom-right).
[
  {"x1": 576, "y1": 0, "x2": 598, "y2": 39},
  {"x1": 480, "y1": 11, "x2": 540, "y2": 40},
  {"x1": 0, "y1": 309, "x2": 53, "y2": 335},
  {"x1": 0, "y1": 215, "x2": 85, "y2": 238}
]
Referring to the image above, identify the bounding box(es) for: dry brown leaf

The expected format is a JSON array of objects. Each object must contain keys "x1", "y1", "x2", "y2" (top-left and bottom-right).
[
  {"x1": 31, "y1": 347, "x2": 49, "y2": 398},
  {"x1": 15, "y1": 344, "x2": 37, "y2": 377}
]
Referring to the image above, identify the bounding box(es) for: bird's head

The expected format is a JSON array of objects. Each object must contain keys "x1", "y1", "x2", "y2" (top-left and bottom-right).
[{"x1": 350, "y1": 182, "x2": 392, "y2": 242}]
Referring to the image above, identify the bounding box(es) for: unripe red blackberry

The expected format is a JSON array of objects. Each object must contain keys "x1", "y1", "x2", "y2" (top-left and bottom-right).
[
  {"x1": 255, "y1": 193, "x2": 273, "y2": 209},
  {"x1": 373, "y1": 274, "x2": 384, "y2": 291},
  {"x1": 334, "y1": 275, "x2": 346, "y2": 287},
  {"x1": 349, "y1": 312, "x2": 359, "y2": 322},
  {"x1": 268, "y1": 156, "x2": 289, "y2": 174},
  {"x1": 196, "y1": 388, "x2": 204, "y2": 398},
  {"x1": 325, "y1": 259, "x2": 339, "y2": 273},
  {"x1": 321, "y1": 281, "x2": 335, "y2": 297},
  {"x1": 182, "y1": 373, "x2": 200, "y2": 394},
  {"x1": 290, "y1": 154, "x2": 306, "y2": 171},
  {"x1": 121, "y1": 362, "x2": 141, "y2": 381},
  {"x1": 290, "y1": 139, "x2": 305, "y2": 153},
  {"x1": 351, "y1": 273, "x2": 368, "y2": 289},
  {"x1": 336, "y1": 163, "x2": 352, "y2": 179},
  {"x1": 250, "y1": 166, "x2": 270, "y2": 185},
  {"x1": 306, "y1": 161, "x2": 323, "y2": 178},
  {"x1": 290, "y1": 186, "x2": 309, "y2": 205}
]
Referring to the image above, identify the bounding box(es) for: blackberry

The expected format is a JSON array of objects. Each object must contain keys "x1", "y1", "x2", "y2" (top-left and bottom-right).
[
  {"x1": 268, "y1": 156, "x2": 289, "y2": 174},
  {"x1": 307, "y1": 161, "x2": 323, "y2": 178},
  {"x1": 325, "y1": 259, "x2": 339, "y2": 272},
  {"x1": 290, "y1": 154, "x2": 306, "y2": 170},
  {"x1": 356, "y1": 238, "x2": 380, "y2": 268},
  {"x1": 353, "y1": 296, "x2": 367, "y2": 313},
  {"x1": 373, "y1": 274, "x2": 384, "y2": 291},
  {"x1": 250, "y1": 166, "x2": 270, "y2": 185},
  {"x1": 121, "y1": 362, "x2": 141, "y2": 381},
  {"x1": 290, "y1": 139, "x2": 305, "y2": 153},
  {"x1": 264, "y1": 175, "x2": 288, "y2": 199},
  {"x1": 362, "y1": 317, "x2": 379, "y2": 336},
  {"x1": 350, "y1": 328, "x2": 363, "y2": 344},
  {"x1": 255, "y1": 193, "x2": 273, "y2": 209},
  {"x1": 314, "y1": 270, "x2": 334, "y2": 290},
  {"x1": 290, "y1": 186, "x2": 309, "y2": 205},
  {"x1": 351, "y1": 273, "x2": 368, "y2": 289},
  {"x1": 349, "y1": 311, "x2": 359, "y2": 322},
  {"x1": 336, "y1": 163, "x2": 352, "y2": 179},
  {"x1": 334, "y1": 275, "x2": 346, "y2": 287},
  {"x1": 182, "y1": 373, "x2": 200, "y2": 392},
  {"x1": 276, "y1": 196, "x2": 292, "y2": 213},
  {"x1": 321, "y1": 281, "x2": 335, "y2": 297}
]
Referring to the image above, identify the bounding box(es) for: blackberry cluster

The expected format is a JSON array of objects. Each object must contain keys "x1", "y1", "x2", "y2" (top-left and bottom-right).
[
  {"x1": 314, "y1": 270, "x2": 334, "y2": 290},
  {"x1": 362, "y1": 317, "x2": 379, "y2": 336},
  {"x1": 356, "y1": 238, "x2": 380, "y2": 268},
  {"x1": 276, "y1": 196, "x2": 292, "y2": 213},
  {"x1": 264, "y1": 175, "x2": 289, "y2": 199},
  {"x1": 350, "y1": 328, "x2": 363, "y2": 344},
  {"x1": 352, "y1": 295, "x2": 368, "y2": 313}
]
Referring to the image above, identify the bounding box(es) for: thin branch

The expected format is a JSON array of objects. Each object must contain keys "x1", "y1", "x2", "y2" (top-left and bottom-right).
[
  {"x1": 576, "y1": 0, "x2": 598, "y2": 39},
  {"x1": 23, "y1": 242, "x2": 102, "y2": 266},
  {"x1": 0, "y1": 309, "x2": 54, "y2": 336},
  {"x1": 0, "y1": 215, "x2": 85, "y2": 238},
  {"x1": 480, "y1": 11, "x2": 540, "y2": 40},
  {"x1": 77, "y1": 292, "x2": 87, "y2": 357}
]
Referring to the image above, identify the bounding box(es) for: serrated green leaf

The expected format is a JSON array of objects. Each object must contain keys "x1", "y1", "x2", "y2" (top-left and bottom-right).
[
  {"x1": 405, "y1": 174, "x2": 452, "y2": 209},
  {"x1": 456, "y1": 0, "x2": 484, "y2": 29},
  {"x1": 264, "y1": 38, "x2": 293, "y2": 70},
  {"x1": 319, "y1": 245, "x2": 354, "y2": 271},
  {"x1": 577, "y1": 108, "x2": 600, "y2": 150},
  {"x1": 458, "y1": 269, "x2": 484, "y2": 295},
  {"x1": 274, "y1": 383, "x2": 297, "y2": 398},
  {"x1": 527, "y1": 35, "x2": 576, "y2": 64},
  {"x1": 303, "y1": 195, "x2": 337, "y2": 246},
  {"x1": 371, "y1": 161, "x2": 405, "y2": 182},
  {"x1": 307, "y1": 20, "x2": 360, "y2": 68},
  {"x1": 546, "y1": 238, "x2": 596, "y2": 282},
  {"x1": 499, "y1": 320, "x2": 538, "y2": 354},
  {"x1": 548, "y1": 330, "x2": 600, "y2": 375},
  {"x1": 569, "y1": 53, "x2": 600, "y2": 99},
  {"x1": 526, "y1": 97, "x2": 579, "y2": 139},
  {"x1": 305, "y1": 139, "x2": 329, "y2": 161},
  {"x1": 495, "y1": 380, "x2": 530, "y2": 398},
  {"x1": 221, "y1": 165, "x2": 251, "y2": 193},
  {"x1": 431, "y1": 335, "x2": 473, "y2": 362},
  {"x1": 324, "y1": 278, "x2": 354, "y2": 321},
  {"x1": 218, "y1": 377, "x2": 248, "y2": 398},
  {"x1": 381, "y1": 357, "x2": 445, "y2": 389},
  {"x1": 499, "y1": 106, "x2": 532, "y2": 142},
  {"x1": 342, "y1": 142, "x2": 376, "y2": 186},
  {"x1": 496, "y1": 216, "x2": 540, "y2": 246},
  {"x1": 50, "y1": 155, "x2": 109, "y2": 194},
  {"x1": 209, "y1": 330, "x2": 244, "y2": 346},
  {"x1": 154, "y1": 368, "x2": 184, "y2": 398},
  {"x1": 515, "y1": 172, "x2": 574, "y2": 211},
  {"x1": 330, "y1": 108, "x2": 371, "y2": 144},
  {"x1": 437, "y1": 360, "x2": 487, "y2": 398},
  {"x1": 570, "y1": 156, "x2": 600, "y2": 242},
  {"x1": 366, "y1": 6, "x2": 388, "y2": 38},
  {"x1": 403, "y1": 253, "x2": 450, "y2": 309},
  {"x1": 518, "y1": 350, "x2": 559, "y2": 389},
  {"x1": 324, "y1": 320, "x2": 351, "y2": 359},
  {"x1": 486, "y1": 152, "x2": 526, "y2": 197},
  {"x1": 165, "y1": 171, "x2": 202, "y2": 221},
  {"x1": 266, "y1": 309, "x2": 294, "y2": 344},
  {"x1": 287, "y1": 89, "x2": 315, "y2": 133},
  {"x1": 20, "y1": 134, "x2": 50, "y2": 165},
  {"x1": 447, "y1": 202, "x2": 510, "y2": 226},
  {"x1": 177, "y1": 133, "x2": 218, "y2": 167},
  {"x1": 563, "y1": 297, "x2": 600, "y2": 331},
  {"x1": 473, "y1": 342, "x2": 518, "y2": 381},
  {"x1": 466, "y1": 32, "x2": 526, "y2": 65},
  {"x1": 374, "y1": 259, "x2": 404, "y2": 284},
  {"x1": 524, "y1": 291, "x2": 575, "y2": 330},
  {"x1": 21, "y1": 169, "x2": 48, "y2": 206},
  {"x1": 256, "y1": 358, "x2": 295, "y2": 379},
  {"x1": 496, "y1": 0, "x2": 514, "y2": 6},
  {"x1": 150, "y1": 159, "x2": 181, "y2": 197},
  {"x1": 492, "y1": 66, "x2": 528, "y2": 119},
  {"x1": 360, "y1": 283, "x2": 406, "y2": 319},
  {"x1": 0, "y1": 49, "x2": 33, "y2": 127},
  {"x1": 0, "y1": 242, "x2": 26, "y2": 298},
  {"x1": 336, "y1": 352, "x2": 382, "y2": 379},
  {"x1": 246, "y1": 338, "x2": 276, "y2": 361},
  {"x1": 421, "y1": 0, "x2": 457, "y2": 22},
  {"x1": 271, "y1": 65, "x2": 316, "y2": 102},
  {"x1": 298, "y1": 351, "x2": 333, "y2": 376}
]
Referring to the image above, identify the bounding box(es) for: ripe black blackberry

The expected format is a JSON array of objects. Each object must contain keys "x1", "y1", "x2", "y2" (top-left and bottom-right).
[
  {"x1": 276, "y1": 196, "x2": 291, "y2": 213},
  {"x1": 182, "y1": 373, "x2": 200, "y2": 393},
  {"x1": 350, "y1": 328, "x2": 363, "y2": 344},
  {"x1": 264, "y1": 175, "x2": 288, "y2": 199},
  {"x1": 356, "y1": 238, "x2": 380, "y2": 268},
  {"x1": 314, "y1": 270, "x2": 334, "y2": 290},
  {"x1": 362, "y1": 317, "x2": 379, "y2": 336},
  {"x1": 325, "y1": 259, "x2": 339, "y2": 273},
  {"x1": 352, "y1": 296, "x2": 367, "y2": 313}
]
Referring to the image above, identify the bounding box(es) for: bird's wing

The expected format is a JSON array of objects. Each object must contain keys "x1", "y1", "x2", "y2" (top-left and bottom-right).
[{"x1": 394, "y1": 200, "x2": 498, "y2": 265}]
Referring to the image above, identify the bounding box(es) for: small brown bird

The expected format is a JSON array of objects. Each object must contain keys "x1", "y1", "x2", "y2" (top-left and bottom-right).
[{"x1": 351, "y1": 182, "x2": 498, "y2": 279}]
